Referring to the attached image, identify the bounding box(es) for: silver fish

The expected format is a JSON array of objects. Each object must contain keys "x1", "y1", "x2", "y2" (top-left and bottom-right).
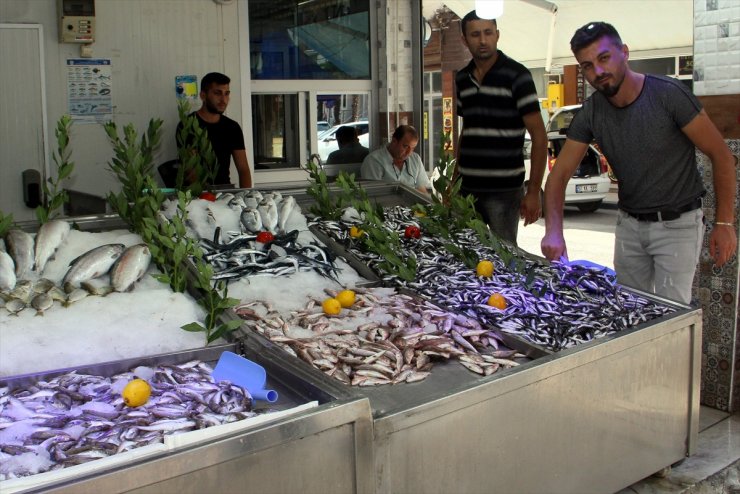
[
  {"x1": 9, "y1": 280, "x2": 33, "y2": 303},
  {"x1": 34, "y1": 219, "x2": 71, "y2": 273},
  {"x1": 240, "y1": 209, "x2": 262, "y2": 233},
  {"x1": 257, "y1": 199, "x2": 279, "y2": 233},
  {"x1": 0, "y1": 250, "x2": 16, "y2": 291},
  {"x1": 110, "y1": 244, "x2": 152, "y2": 292},
  {"x1": 5, "y1": 229, "x2": 35, "y2": 278},
  {"x1": 243, "y1": 196, "x2": 258, "y2": 210},
  {"x1": 63, "y1": 243, "x2": 125, "y2": 288},
  {"x1": 278, "y1": 196, "x2": 297, "y2": 233},
  {"x1": 81, "y1": 281, "x2": 114, "y2": 296},
  {"x1": 64, "y1": 287, "x2": 89, "y2": 306},
  {"x1": 33, "y1": 278, "x2": 55, "y2": 294},
  {"x1": 31, "y1": 292, "x2": 54, "y2": 315},
  {"x1": 5, "y1": 298, "x2": 26, "y2": 315}
]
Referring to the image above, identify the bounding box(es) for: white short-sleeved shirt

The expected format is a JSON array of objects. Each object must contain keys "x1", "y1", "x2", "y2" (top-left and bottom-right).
[{"x1": 360, "y1": 146, "x2": 431, "y2": 190}]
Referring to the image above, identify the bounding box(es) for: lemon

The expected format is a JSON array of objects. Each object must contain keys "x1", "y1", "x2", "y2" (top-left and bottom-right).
[
  {"x1": 122, "y1": 379, "x2": 151, "y2": 407},
  {"x1": 487, "y1": 293, "x2": 507, "y2": 310},
  {"x1": 349, "y1": 226, "x2": 364, "y2": 238},
  {"x1": 476, "y1": 260, "x2": 494, "y2": 278},
  {"x1": 322, "y1": 297, "x2": 342, "y2": 315},
  {"x1": 336, "y1": 289, "x2": 356, "y2": 308}
]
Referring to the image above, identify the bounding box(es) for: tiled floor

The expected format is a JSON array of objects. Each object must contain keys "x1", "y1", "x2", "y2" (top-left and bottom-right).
[{"x1": 618, "y1": 407, "x2": 740, "y2": 493}]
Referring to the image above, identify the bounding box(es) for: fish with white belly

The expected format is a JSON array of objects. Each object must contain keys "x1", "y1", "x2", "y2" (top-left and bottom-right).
[
  {"x1": 257, "y1": 198, "x2": 279, "y2": 233},
  {"x1": 4, "y1": 229, "x2": 35, "y2": 278},
  {"x1": 110, "y1": 244, "x2": 152, "y2": 292},
  {"x1": 63, "y1": 243, "x2": 125, "y2": 290},
  {"x1": 34, "y1": 219, "x2": 71, "y2": 273},
  {"x1": 240, "y1": 208, "x2": 262, "y2": 233},
  {"x1": 0, "y1": 250, "x2": 16, "y2": 291}
]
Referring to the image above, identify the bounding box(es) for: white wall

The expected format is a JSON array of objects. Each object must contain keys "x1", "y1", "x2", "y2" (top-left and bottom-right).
[{"x1": 0, "y1": 0, "x2": 243, "y2": 197}]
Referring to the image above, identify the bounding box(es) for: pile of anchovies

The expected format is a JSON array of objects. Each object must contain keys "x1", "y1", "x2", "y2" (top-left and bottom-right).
[
  {"x1": 0, "y1": 360, "x2": 258, "y2": 479},
  {"x1": 235, "y1": 287, "x2": 523, "y2": 386},
  {"x1": 310, "y1": 206, "x2": 675, "y2": 352},
  {"x1": 168, "y1": 191, "x2": 340, "y2": 282},
  {"x1": 200, "y1": 228, "x2": 340, "y2": 282}
]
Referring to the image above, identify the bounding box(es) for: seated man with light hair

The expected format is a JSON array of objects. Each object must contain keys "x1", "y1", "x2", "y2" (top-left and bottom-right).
[{"x1": 360, "y1": 125, "x2": 431, "y2": 194}]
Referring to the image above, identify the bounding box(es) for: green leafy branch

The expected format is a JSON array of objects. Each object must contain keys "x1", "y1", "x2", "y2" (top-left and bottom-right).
[
  {"x1": 303, "y1": 159, "x2": 417, "y2": 281},
  {"x1": 0, "y1": 211, "x2": 14, "y2": 238},
  {"x1": 36, "y1": 115, "x2": 75, "y2": 224},
  {"x1": 104, "y1": 119, "x2": 238, "y2": 344},
  {"x1": 175, "y1": 100, "x2": 219, "y2": 195}
]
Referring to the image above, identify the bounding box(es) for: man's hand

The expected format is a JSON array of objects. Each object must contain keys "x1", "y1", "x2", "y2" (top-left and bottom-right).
[
  {"x1": 709, "y1": 224, "x2": 738, "y2": 267},
  {"x1": 541, "y1": 230, "x2": 568, "y2": 262},
  {"x1": 520, "y1": 189, "x2": 542, "y2": 226}
]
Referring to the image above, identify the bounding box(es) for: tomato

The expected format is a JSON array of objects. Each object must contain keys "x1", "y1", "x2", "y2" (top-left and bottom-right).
[
  {"x1": 256, "y1": 231, "x2": 275, "y2": 243},
  {"x1": 199, "y1": 191, "x2": 217, "y2": 201},
  {"x1": 404, "y1": 225, "x2": 421, "y2": 239}
]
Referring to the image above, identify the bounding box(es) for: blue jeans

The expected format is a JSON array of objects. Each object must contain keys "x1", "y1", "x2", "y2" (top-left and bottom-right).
[
  {"x1": 614, "y1": 208, "x2": 704, "y2": 305},
  {"x1": 467, "y1": 188, "x2": 524, "y2": 245}
]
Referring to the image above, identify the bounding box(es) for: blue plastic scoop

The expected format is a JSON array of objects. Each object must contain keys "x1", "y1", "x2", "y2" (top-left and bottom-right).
[{"x1": 212, "y1": 351, "x2": 279, "y2": 403}]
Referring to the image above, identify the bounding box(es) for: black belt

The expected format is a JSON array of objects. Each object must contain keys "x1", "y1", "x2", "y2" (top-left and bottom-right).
[{"x1": 624, "y1": 198, "x2": 702, "y2": 222}]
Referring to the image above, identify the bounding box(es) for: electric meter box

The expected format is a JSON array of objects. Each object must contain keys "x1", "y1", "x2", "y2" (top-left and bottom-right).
[{"x1": 58, "y1": 0, "x2": 95, "y2": 43}]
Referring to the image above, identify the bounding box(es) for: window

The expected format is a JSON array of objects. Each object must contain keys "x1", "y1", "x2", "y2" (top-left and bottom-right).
[
  {"x1": 247, "y1": 1, "x2": 374, "y2": 173},
  {"x1": 249, "y1": 0, "x2": 371, "y2": 80}
]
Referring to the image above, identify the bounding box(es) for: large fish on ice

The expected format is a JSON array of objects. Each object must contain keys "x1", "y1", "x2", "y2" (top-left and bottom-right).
[
  {"x1": 110, "y1": 244, "x2": 152, "y2": 292},
  {"x1": 5, "y1": 229, "x2": 34, "y2": 278},
  {"x1": 240, "y1": 209, "x2": 262, "y2": 233},
  {"x1": 63, "y1": 243, "x2": 125, "y2": 288},
  {"x1": 278, "y1": 196, "x2": 297, "y2": 233},
  {"x1": 0, "y1": 251, "x2": 16, "y2": 291},
  {"x1": 34, "y1": 219, "x2": 71, "y2": 273},
  {"x1": 257, "y1": 199, "x2": 278, "y2": 233}
]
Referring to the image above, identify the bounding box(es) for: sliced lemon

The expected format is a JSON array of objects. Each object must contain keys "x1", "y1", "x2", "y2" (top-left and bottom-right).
[
  {"x1": 476, "y1": 260, "x2": 494, "y2": 278},
  {"x1": 349, "y1": 226, "x2": 364, "y2": 238},
  {"x1": 322, "y1": 297, "x2": 342, "y2": 315},
  {"x1": 336, "y1": 289, "x2": 356, "y2": 308},
  {"x1": 122, "y1": 379, "x2": 151, "y2": 407},
  {"x1": 487, "y1": 293, "x2": 507, "y2": 310}
]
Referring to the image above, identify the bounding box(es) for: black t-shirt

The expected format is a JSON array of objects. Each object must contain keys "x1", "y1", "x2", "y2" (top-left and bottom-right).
[{"x1": 177, "y1": 112, "x2": 245, "y2": 185}]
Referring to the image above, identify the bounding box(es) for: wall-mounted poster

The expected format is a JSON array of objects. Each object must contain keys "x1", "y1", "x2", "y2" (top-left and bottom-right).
[
  {"x1": 176, "y1": 75, "x2": 199, "y2": 108},
  {"x1": 66, "y1": 59, "x2": 112, "y2": 124}
]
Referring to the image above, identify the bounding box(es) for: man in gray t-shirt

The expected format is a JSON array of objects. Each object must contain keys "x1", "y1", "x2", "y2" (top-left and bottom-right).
[{"x1": 541, "y1": 22, "x2": 737, "y2": 304}]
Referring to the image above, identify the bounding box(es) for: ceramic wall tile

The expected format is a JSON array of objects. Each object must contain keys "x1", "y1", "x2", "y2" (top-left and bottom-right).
[{"x1": 696, "y1": 140, "x2": 740, "y2": 411}]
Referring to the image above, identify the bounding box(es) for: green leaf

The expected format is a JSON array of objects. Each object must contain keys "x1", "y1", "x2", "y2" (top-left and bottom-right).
[{"x1": 181, "y1": 322, "x2": 206, "y2": 333}]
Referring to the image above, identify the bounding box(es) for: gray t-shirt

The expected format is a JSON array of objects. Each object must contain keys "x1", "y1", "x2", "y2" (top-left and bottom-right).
[
  {"x1": 360, "y1": 146, "x2": 431, "y2": 190},
  {"x1": 568, "y1": 75, "x2": 704, "y2": 212}
]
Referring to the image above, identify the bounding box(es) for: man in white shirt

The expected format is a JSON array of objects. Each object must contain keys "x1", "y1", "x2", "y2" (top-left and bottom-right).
[{"x1": 360, "y1": 125, "x2": 431, "y2": 194}]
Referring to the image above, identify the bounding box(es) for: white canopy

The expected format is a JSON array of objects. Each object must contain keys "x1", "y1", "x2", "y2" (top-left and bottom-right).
[{"x1": 423, "y1": 0, "x2": 693, "y2": 68}]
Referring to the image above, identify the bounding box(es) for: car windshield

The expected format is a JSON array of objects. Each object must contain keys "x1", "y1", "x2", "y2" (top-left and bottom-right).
[{"x1": 548, "y1": 107, "x2": 580, "y2": 133}]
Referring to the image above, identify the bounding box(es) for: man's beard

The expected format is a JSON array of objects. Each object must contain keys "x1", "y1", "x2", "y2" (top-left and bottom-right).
[
  {"x1": 594, "y1": 75, "x2": 622, "y2": 97},
  {"x1": 205, "y1": 100, "x2": 225, "y2": 114}
]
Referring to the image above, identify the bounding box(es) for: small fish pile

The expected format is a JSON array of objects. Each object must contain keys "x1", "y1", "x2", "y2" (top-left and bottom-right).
[
  {"x1": 310, "y1": 206, "x2": 675, "y2": 352},
  {"x1": 235, "y1": 287, "x2": 523, "y2": 386},
  {"x1": 0, "y1": 360, "x2": 258, "y2": 480},
  {"x1": 162, "y1": 191, "x2": 339, "y2": 282},
  {"x1": 201, "y1": 229, "x2": 340, "y2": 282},
  {"x1": 1, "y1": 239, "x2": 152, "y2": 316}
]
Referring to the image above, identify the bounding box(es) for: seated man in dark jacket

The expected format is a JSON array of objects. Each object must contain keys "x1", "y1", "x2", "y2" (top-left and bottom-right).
[{"x1": 326, "y1": 126, "x2": 369, "y2": 165}]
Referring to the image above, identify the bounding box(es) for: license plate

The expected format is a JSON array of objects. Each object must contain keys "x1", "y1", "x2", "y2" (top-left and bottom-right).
[{"x1": 576, "y1": 184, "x2": 598, "y2": 193}]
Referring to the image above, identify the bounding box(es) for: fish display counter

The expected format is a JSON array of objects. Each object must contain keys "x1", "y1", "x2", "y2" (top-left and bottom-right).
[
  {"x1": 1, "y1": 182, "x2": 702, "y2": 493},
  {"x1": 0, "y1": 343, "x2": 375, "y2": 493},
  {"x1": 0, "y1": 212, "x2": 375, "y2": 493},
  {"x1": 221, "y1": 182, "x2": 701, "y2": 493}
]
